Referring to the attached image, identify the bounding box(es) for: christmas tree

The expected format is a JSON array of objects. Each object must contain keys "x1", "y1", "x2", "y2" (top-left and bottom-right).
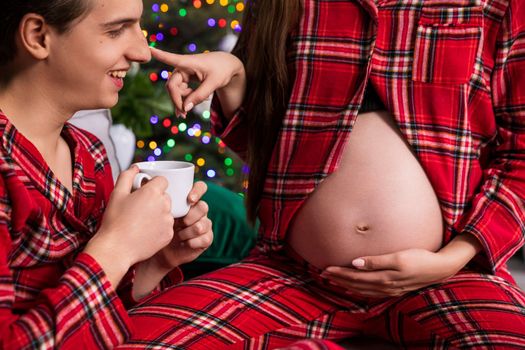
[{"x1": 111, "y1": 0, "x2": 247, "y2": 194}]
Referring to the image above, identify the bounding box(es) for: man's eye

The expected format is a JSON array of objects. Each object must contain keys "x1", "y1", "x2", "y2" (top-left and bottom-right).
[{"x1": 108, "y1": 28, "x2": 124, "y2": 38}]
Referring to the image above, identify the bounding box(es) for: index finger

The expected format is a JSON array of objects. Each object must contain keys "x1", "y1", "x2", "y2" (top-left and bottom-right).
[
  {"x1": 143, "y1": 175, "x2": 169, "y2": 193},
  {"x1": 150, "y1": 47, "x2": 185, "y2": 67},
  {"x1": 325, "y1": 254, "x2": 400, "y2": 272},
  {"x1": 352, "y1": 254, "x2": 401, "y2": 271}
]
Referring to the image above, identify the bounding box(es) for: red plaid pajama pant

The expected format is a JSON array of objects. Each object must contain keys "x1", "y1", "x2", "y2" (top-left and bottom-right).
[{"x1": 118, "y1": 253, "x2": 525, "y2": 349}]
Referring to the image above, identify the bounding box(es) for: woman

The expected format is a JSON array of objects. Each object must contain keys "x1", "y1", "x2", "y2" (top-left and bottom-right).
[
  {"x1": 132, "y1": 0, "x2": 525, "y2": 348},
  {"x1": 0, "y1": 1, "x2": 213, "y2": 349}
]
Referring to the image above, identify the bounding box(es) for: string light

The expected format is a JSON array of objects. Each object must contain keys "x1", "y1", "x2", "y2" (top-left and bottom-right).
[
  {"x1": 188, "y1": 43, "x2": 197, "y2": 52},
  {"x1": 148, "y1": 2, "x2": 245, "y2": 82},
  {"x1": 138, "y1": 0, "x2": 246, "y2": 190}
]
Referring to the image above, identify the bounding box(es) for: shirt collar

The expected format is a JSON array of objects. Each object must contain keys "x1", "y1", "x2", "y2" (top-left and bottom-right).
[{"x1": 0, "y1": 111, "x2": 86, "y2": 217}]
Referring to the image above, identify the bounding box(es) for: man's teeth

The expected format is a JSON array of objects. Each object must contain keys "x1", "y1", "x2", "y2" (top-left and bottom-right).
[{"x1": 109, "y1": 71, "x2": 127, "y2": 78}]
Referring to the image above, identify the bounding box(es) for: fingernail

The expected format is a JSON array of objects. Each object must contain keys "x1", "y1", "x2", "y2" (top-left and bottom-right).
[
  {"x1": 184, "y1": 102, "x2": 194, "y2": 112},
  {"x1": 352, "y1": 258, "x2": 365, "y2": 267}
]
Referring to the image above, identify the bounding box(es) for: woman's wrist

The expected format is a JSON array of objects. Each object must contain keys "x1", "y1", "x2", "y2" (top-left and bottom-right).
[
  {"x1": 437, "y1": 234, "x2": 483, "y2": 273},
  {"x1": 216, "y1": 58, "x2": 246, "y2": 119}
]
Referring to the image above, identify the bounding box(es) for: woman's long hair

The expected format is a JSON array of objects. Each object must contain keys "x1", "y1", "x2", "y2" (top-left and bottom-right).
[{"x1": 232, "y1": 0, "x2": 302, "y2": 224}]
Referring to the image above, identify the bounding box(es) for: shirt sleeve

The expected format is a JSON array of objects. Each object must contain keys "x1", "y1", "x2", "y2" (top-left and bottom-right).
[
  {"x1": 210, "y1": 94, "x2": 249, "y2": 161},
  {"x1": 0, "y1": 244, "x2": 134, "y2": 349},
  {"x1": 0, "y1": 136, "x2": 134, "y2": 349},
  {"x1": 454, "y1": 0, "x2": 525, "y2": 273}
]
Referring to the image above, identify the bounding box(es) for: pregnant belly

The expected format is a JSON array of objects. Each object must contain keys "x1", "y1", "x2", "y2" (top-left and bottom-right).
[{"x1": 287, "y1": 111, "x2": 444, "y2": 269}]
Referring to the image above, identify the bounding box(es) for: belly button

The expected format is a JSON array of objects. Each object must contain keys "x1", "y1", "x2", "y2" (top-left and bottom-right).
[{"x1": 355, "y1": 224, "x2": 370, "y2": 234}]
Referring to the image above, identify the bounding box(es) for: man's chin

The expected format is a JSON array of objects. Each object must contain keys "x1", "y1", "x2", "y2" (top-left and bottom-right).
[{"x1": 96, "y1": 95, "x2": 120, "y2": 110}]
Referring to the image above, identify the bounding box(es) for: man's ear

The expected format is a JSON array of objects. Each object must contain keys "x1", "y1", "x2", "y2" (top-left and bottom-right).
[{"x1": 18, "y1": 13, "x2": 52, "y2": 60}]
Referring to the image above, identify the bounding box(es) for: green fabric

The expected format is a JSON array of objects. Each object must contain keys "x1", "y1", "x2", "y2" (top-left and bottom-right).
[{"x1": 184, "y1": 181, "x2": 258, "y2": 275}]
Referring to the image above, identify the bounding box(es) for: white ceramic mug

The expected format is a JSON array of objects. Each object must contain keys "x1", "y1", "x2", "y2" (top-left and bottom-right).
[{"x1": 132, "y1": 161, "x2": 195, "y2": 218}]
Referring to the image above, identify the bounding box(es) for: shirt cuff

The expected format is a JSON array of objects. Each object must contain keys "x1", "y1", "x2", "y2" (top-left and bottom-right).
[
  {"x1": 210, "y1": 95, "x2": 248, "y2": 160},
  {"x1": 159, "y1": 267, "x2": 184, "y2": 290},
  {"x1": 116, "y1": 265, "x2": 138, "y2": 308},
  {"x1": 118, "y1": 265, "x2": 184, "y2": 306},
  {"x1": 453, "y1": 194, "x2": 524, "y2": 274},
  {"x1": 42, "y1": 252, "x2": 134, "y2": 348}
]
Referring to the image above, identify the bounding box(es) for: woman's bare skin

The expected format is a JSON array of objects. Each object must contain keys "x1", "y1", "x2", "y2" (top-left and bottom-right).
[{"x1": 287, "y1": 110, "x2": 444, "y2": 269}]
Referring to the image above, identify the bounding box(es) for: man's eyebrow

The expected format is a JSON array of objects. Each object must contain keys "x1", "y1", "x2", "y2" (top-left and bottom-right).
[{"x1": 100, "y1": 18, "x2": 139, "y2": 28}]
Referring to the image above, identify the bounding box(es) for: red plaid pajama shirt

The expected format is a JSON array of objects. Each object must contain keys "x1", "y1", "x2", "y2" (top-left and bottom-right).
[
  {"x1": 3, "y1": 0, "x2": 525, "y2": 349},
  {"x1": 120, "y1": 0, "x2": 525, "y2": 348},
  {"x1": 0, "y1": 113, "x2": 182, "y2": 349}
]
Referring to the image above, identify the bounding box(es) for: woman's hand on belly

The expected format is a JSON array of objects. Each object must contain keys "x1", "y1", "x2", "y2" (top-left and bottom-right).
[{"x1": 319, "y1": 235, "x2": 483, "y2": 298}]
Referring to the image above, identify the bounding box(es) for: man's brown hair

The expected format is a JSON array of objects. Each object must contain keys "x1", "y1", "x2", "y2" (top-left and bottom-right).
[{"x1": 0, "y1": 0, "x2": 93, "y2": 66}]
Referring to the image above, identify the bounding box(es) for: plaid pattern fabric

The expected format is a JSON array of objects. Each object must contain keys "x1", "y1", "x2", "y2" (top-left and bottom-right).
[
  {"x1": 212, "y1": 0, "x2": 525, "y2": 275},
  {"x1": 119, "y1": 253, "x2": 525, "y2": 349},
  {"x1": 278, "y1": 340, "x2": 344, "y2": 350},
  {"x1": 0, "y1": 112, "x2": 145, "y2": 349}
]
